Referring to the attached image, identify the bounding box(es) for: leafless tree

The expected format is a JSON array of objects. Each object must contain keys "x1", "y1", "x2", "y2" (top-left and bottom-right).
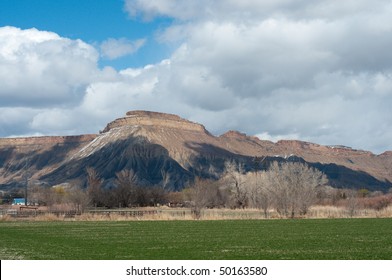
[
  {"x1": 267, "y1": 162, "x2": 328, "y2": 218},
  {"x1": 167, "y1": 191, "x2": 185, "y2": 207},
  {"x1": 148, "y1": 186, "x2": 167, "y2": 206},
  {"x1": 86, "y1": 167, "x2": 104, "y2": 207},
  {"x1": 27, "y1": 183, "x2": 47, "y2": 206},
  {"x1": 68, "y1": 182, "x2": 90, "y2": 212},
  {"x1": 186, "y1": 178, "x2": 219, "y2": 219},
  {"x1": 247, "y1": 172, "x2": 272, "y2": 218},
  {"x1": 115, "y1": 169, "x2": 138, "y2": 208},
  {"x1": 222, "y1": 161, "x2": 248, "y2": 208},
  {"x1": 346, "y1": 189, "x2": 359, "y2": 217},
  {"x1": 40, "y1": 186, "x2": 56, "y2": 207}
]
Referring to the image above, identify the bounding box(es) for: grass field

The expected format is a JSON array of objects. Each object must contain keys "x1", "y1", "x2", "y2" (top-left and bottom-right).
[{"x1": 1, "y1": 218, "x2": 392, "y2": 260}]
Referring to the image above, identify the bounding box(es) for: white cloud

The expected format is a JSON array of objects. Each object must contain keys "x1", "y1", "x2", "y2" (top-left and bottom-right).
[
  {"x1": 0, "y1": 26, "x2": 98, "y2": 107},
  {"x1": 122, "y1": 0, "x2": 392, "y2": 153},
  {"x1": 256, "y1": 132, "x2": 300, "y2": 143},
  {"x1": 0, "y1": 107, "x2": 40, "y2": 136},
  {"x1": 100, "y1": 38, "x2": 146, "y2": 60},
  {"x1": 2, "y1": 0, "x2": 392, "y2": 154},
  {"x1": 124, "y1": 0, "x2": 204, "y2": 21},
  {"x1": 125, "y1": 0, "x2": 391, "y2": 22}
]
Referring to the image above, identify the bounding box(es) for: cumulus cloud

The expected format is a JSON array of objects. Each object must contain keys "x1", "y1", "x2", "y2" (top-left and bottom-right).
[
  {"x1": 125, "y1": 0, "x2": 391, "y2": 22},
  {"x1": 0, "y1": 26, "x2": 98, "y2": 108},
  {"x1": 121, "y1": 0, "x2": 392, "y2": 153},
  {"x1": 2, "y1": 0, "x2": 392, "y2": 154},
  {"x1": 256, "y1": 132, "x2": 300, "y2": 143},
  {"x1": 100, "y1": 38, "x2": 146, "y2": 60}
]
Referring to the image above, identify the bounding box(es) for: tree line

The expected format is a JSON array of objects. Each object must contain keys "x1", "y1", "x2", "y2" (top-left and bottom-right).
[
  {"x1": 13, "y1": 160, "x2": 392, "y2": 219},
  {"x1": 186, "y1": 161, "x2": 328, "y2": 218}
]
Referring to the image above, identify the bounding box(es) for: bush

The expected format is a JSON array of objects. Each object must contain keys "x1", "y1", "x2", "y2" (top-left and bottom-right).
[{"x1": 362, "y1": 195, "x2": 392, "y2": 211}]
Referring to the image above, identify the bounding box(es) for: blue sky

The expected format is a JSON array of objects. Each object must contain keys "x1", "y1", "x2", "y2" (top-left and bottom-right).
[
  {"x1": 1, "y1": 0, "x2": 392, "y2": 153},
  {"x1": 0, "y1": 0, "x2": 172, "y2": 68}
]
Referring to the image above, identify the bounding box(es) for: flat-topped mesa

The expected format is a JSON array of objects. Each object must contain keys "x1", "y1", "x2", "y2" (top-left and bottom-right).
[
  {"x1": 220, "y1": 130, "x2": 249, "y2": 139},
  {"x1": 276, "y1": 140, "x2": 374, "y2": 156},
  {"x1": 0, "y1": 134, "x2": 96, "y2": 147},
  {"x1": 276, "y1": 140, "x2": 322, "y2": 150},
  {"x1": 101, "y1": 110, "x2": 207, "y2": 133}
]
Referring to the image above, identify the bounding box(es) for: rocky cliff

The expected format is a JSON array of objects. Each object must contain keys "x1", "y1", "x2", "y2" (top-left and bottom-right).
[
  {"x1": 102, "y1": 110, "x2": 207, "y2": 133},
  {"x1": 0, "y1": 134, "x2": 96, "y2": 187},
  {"x1": 0, "y1": 110, "x2": 391, "y2": 191}
]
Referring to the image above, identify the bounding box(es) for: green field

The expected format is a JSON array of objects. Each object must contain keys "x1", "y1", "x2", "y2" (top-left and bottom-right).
[{"x1": 1, "y1": 219, "x2": 392, "y2": 259}]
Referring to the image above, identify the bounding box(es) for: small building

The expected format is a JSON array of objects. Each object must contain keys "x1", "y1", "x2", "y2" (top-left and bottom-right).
[{"x1": 12, "y1": 198, "x2": 26, "y2": 205}]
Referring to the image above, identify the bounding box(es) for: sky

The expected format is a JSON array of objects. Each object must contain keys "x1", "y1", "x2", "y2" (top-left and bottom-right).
[{"x1": 1, "y1": 0, "x2": 392, "y2": 154}]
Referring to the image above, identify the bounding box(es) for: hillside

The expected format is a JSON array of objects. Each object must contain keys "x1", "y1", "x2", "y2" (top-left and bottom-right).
[{"x1": 0, "y1": 110, "x2": 391, "y2": 191}]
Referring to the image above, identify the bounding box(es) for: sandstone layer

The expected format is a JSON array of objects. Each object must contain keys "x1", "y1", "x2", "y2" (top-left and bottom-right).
[{"x1": 0, "y1": 110, "x2": 391, "y2": 191}]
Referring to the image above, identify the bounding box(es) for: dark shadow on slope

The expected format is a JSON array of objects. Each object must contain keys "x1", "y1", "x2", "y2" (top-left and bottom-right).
[
  {"x1": 0, "y1": 141, "x2": 89, "y2": 189},
  {"x1": 270, "y1": 155, "x2": 390, "y2": 191},
  {"x1": 40, "y1": 137, "x2": 193, "y2": 191},
  {"x1": 185, "y1": 142, "x2": 249, "y2": 177},
  {"x1": 4, "y1": 138, "x2": 390, "y2": 192},
  {"x1": 184, "y1": 141, "x2": 391, "y2": 191},
  {"x1": 0, "y1": 139, "x2": 88, "y2": 174},
  {"x1": 0, "y1": 149, "x2": 38, "y2": 179},
  {"x1": 184, "y1": 142, "x2": 276, "y2": 178},
  {"x1": 31, "y1": 143, "x2": 83, "y2": 170},
  {"x1": 0, "y1": 147, "x2": 15, "y2": 167},
  {"x1": 311, "y1": 162, "x2": 391, "y2": 192},
  {"x1": 29, "y1": 136, "x2": 96, "y2": 170}
]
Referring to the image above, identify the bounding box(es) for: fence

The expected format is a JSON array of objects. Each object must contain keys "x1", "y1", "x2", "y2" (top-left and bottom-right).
[
  {"x1": 2, "y1": 209, "x2": 82, "y2": 218},
  {"x1": 0, "y1": 208, "x2": 159, "y2": 218},
  {"x1": 87, "y1": 209, "x2": 158, "y2": 217}
]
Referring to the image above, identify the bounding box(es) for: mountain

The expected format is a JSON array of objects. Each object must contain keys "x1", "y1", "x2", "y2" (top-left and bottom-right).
[{"x1": 1, "y1": 110, "x2": 391, "y2": 191}]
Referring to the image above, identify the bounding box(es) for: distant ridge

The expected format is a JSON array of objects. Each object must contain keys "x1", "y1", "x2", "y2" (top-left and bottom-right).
[{"x1": 0, "y1": 110, "x2": 391, "y2": 191}]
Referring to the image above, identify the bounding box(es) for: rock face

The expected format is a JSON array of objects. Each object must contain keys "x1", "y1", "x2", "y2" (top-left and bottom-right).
[
  {"x1": 0, "y1": 110, "x2": 391, "y2": 191},
  {"x1": 0, "y1": 134, "x2": 96, "y2": 188},
  {"x1": 102, "y1": 110, "x2": 207, "y2": 133}
]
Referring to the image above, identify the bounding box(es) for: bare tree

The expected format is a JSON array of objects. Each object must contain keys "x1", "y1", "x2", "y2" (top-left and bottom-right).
[
  {"x1": 222, "y1": 161, "x2": 248, "y2": 208},
  {"x1": 167, "y1": 191, "x2": 185, "y2": 207},
  {"x1": 86, "y1": 167, "x2": 104, "y2": 207},
  {"x1": 186, "y1": 178, "x2": 219, "y2": 219},
  {"x1": 148, "y1": 186, "x2": 167, "y2": 206},
  {"x1": 247, "y1": 172, "x2": 272, "y2": 218},
  {"x1": 115, "y1": 169, "x2": 138, "y2": 208},
  {"x1": 41, "y1": 186, "x2": 56, "y2": 207},
  {"x1": 28, "y1": 183, "x2": 47, "y2": 206},
  {"x1": 68, "y1": 182, "x2": 90, "y2": 212},
  {"x1": 346, "y1": 189, "x2": 359, "y2": 217},
  {"x1": 267, "y1": 162, "x2": 328, "y2": 218}
]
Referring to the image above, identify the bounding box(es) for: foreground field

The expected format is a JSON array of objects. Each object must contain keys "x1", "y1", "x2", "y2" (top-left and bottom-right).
[{"x1": 1, "y1": 219, "x2": 392, "y2": 259}]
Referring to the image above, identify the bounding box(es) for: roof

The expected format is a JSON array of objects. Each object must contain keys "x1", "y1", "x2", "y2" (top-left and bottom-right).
[{"x1": 12, "y1": 198, "x2": 26, "y2": 204}]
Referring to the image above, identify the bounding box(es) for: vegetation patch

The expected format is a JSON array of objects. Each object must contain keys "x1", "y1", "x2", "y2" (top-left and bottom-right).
[{"x1": 1, "y1": 218, "x2": 392, "y2": 260}]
